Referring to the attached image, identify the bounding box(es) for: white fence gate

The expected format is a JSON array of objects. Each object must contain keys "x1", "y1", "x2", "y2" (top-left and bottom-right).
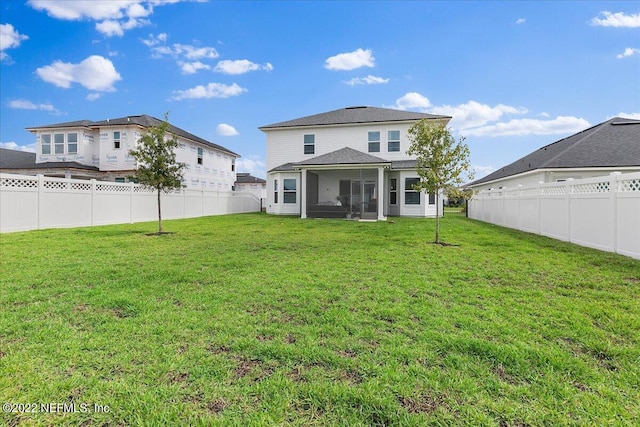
[
  {"x1": 468, "y1": 172, "x2": 640, "y2": 260},
  {"x1": 0, "y1": 173, "x2": 261, "y2": 233}
]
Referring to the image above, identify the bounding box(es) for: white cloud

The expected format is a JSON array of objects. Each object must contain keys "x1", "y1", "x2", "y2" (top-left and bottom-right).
[
  {"x1": 214, "y1": 59, "x2": 273, "y2": 75},
  {"x1": 179, "y1": 61, "x2": 211, "y2": 75},
  {"x1": 216, "y1": 123, "x2": 239, "y2": 136},
  {"x1": 9, "y1": 99, "x2": 58, "y2": 112},
  {"x1": 463, "y1": 116, "x2": 590, "y2": 137},
  {"x1": 616, "y1": 47, "x2": 640, "y2": 59},
  {"x1": 236, "y1": 157, "x2": 266, "y2": 178},
  {"x1": 344, "y1": 75, "x2": 389, "y2": 86},
  {"x1": 0, "y1": 23, "x2": 29, "y2": 61},
  {"x1": 392, "y1": 92, "x2": 432, "y2": 110},
  {"x1": 95, "y1": 17, "x2": 150, "y2": 37},
  {"x1": 152, "y1": 43, "x2": 219, "y2": 60},
  {"x1": 0, "y1": 141, "x2": 36, "y2": 152},
  {"x1": 390, "y1": 92, "x2": 588, "y2": 137},
  {"x1": 27, "y1": 0, "x2": 165, "y2": 37},
  {"x1": 516, "y1": 18, "x2": 526, "y2": 24},
  {"x1": 429, "y1": 101, "x2": 528, "y2": 130},
  {"x1": 325, "y1": 48, "x2": 375, "y2": 71},
  {"x1": 142, "y1": 32, "x2": 167, "y2": 47},
  {"x1": 590, "y1": 11, "x2": 640, "y2": 28},
  {"x1": 36, "y1": 55, "x2": 122, "y2": 91},
  {"x1": 614, "y1": 112, "x2": 640, "y2": 120},
  {"x1": 86, "y1": 93, "x2": 102, "y2": 101},
  {"x1": 538, "y1": 112, "x2": 550, "y2": 118},
  {"x1": 171, "y1": 82, "x2": 247, "y2": 100}
]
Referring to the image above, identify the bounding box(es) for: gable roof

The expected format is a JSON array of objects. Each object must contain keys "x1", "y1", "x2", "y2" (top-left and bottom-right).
[
  {"x1": 260, "y1": 106, "x2": 450, "y2": 130},
  {"x1": 235, "y1": 173, "x2": 266, "y2": 184},
  {"x1": 0, "y1": 148, "x2": 99, "y2": 171},
  {"x1": 468, "y1": 117, "x2": 640, "y2": 186},
  {"x1": 295, "y1": 147, "x2": 389, "y2": 167},
  {"x1": 26, "y1": 114, "x2": 239, "y2": 157}
]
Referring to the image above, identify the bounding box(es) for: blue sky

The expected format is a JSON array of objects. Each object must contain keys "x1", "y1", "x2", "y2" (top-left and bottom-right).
[{"x1": 1, "y1": 1, "x2": 638, "y2": 180}]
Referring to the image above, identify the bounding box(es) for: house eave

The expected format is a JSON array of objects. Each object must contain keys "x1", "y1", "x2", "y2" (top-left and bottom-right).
[{"x1": 294, "y1": 162, "x2": 391, "y2": 171}]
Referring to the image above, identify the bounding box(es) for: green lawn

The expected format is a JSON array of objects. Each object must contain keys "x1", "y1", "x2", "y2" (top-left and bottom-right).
[{"x1": 1, "y1": 214, "x2": 638, "y2": 426}]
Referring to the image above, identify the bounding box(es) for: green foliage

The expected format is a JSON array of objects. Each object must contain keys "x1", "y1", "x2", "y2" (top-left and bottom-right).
[
  {"x1": 128, "y1": 113, "x2": 185, "y2": 233},
  {"x1": 128, "y1": 113, "x2": 185, "y2": 193},
  {"x1": 1, "y1": 214, "x2": 639, "y2": 426},
  {"x1": 407, "y1": 119, "x2": 474, "y2": 242}
]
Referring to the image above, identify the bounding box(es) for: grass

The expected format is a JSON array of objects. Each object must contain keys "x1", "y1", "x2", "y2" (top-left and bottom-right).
[{"x1": 1, "y1": 213, "x2": 639, "y2": 426}]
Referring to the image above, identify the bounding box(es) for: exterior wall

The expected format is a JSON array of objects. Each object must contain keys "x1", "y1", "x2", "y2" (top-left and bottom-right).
[
  {"x1": 175, "y1": 141, "x2": 236, "y2": 190},
  {"x1": 468, "y1": 172, "x2": 640, "y2": 260},
  {"x1": 35, "y1": 128, "x2": 98, "y2": 166},
  {"x1": 235, "y1": 182, "x2": 266, "y2": 201},
  {"x1": 265, "y1": 121, "x2": 423, "y2": 171},
  {"x1": 33, "y1": 125, "x2": 236, "y2": 189},
  {"x1": 267, "y1": 171, "x2": 301, "y2": 215},
  {"x1": 470, "y1": 168, "x2": 640, "y2": 192},
  {"x1": 0, "y1": 173, "x2": 260, "y2": 233}
]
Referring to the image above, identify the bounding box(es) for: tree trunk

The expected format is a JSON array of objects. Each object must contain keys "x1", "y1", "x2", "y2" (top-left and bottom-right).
[
  {"x1": 157, "y1": 189, "x2": 162, "y2": 234},
  {"x1": 434, "y1": 191, "x2": 440, "y2": 243}
]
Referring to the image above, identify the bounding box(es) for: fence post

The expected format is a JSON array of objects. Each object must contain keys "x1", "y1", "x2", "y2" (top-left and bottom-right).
[
  {"x1": 91, "y1": 179, "x2": 96, "y2": 226},
  {"x1": 130, "y1": 182, "x2": 134, "y2": 224},
  {"x1": 566, "y1": 179, "x2": 573, "y2": 243},
  {"x1": 537, "y1": 181, "x2": 544, "y2": 235},
  {"x1": 611, "y1": 172, "x2": 621, "y2": 254},
  {"x1": 37, "y1": 174, "x2": 44, "y2": 230}
]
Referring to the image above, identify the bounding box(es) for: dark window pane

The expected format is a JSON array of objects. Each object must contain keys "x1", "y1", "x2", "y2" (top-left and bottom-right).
[
  {"x1": 283, "y1": 179, "x2": 296, "y2": 191},
  {"x1": 283, "y1": 192, "x2": 296, "y2": 203}
]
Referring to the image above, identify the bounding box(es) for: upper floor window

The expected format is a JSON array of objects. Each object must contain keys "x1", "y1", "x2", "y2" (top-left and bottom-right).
[
  {"x1": 197, "y1": 147, "x2": 203, "y2": 165},
  {"x1": 41, "y1": 134, "x2": 51, "y2": 154},
  {"x1": 368, "y1": 131, "x2": 380, "y2": 152},
  {"x1": 304, "y1": 134, "x2": 315, "y2": 155},
  {"x1": 54, "y1": 133, "x2": 64, "y2": 154},
  {"x1": 231, "y1": 158, "x2": 235, "y2": 172},
  {"x1": 405, "y1": 177, "x2": 420, "y2": 205},
  {"x1": 388, "y1": 130, "x2": 400, "y2": 152},
  {"x1": 113, "y1": 131, "x2": 121, "y2": 149},
  {"x1": 67, "y1": 133, "x2": 78, "y2": 154}
]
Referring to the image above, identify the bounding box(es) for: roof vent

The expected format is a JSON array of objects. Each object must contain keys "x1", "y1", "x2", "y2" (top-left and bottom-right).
[{"x1": 345, "y1": 106, "x2": 368, "y2": 110}]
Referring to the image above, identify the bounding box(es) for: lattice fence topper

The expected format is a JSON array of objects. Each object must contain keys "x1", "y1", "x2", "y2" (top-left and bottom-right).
[
  {"x1": 133, "y1": 185, "x2": 156, "y2": 193},
  {"x1": 95, "y1": 184, "x2": 130, "y2": 192},
  {"x1": 541, "y1": 185, "x2": 567, "y2": 195},
  {"x1": 619, "y1": 178, "x2": 640, "y2": 192},
  {"x1": 70, "y1": 182, "x2": 92, "y2": 191},
  {"x1": 43, "y1": 180, "x2": 69, "y2": 190},
  {"x1": 0, "y1": 176, "x2": 38, "y2": 188},
  {"x1": 573, "y1": 181, "x2": 610, "y2": 194}
]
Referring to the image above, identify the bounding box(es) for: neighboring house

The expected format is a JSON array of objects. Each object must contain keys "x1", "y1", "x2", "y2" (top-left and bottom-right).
[
  {"x1": 234, "y1": 173, "x2": 267, "y2": 200},
  {"x1": 260, "y1": 106, "x2": 451, "y2": 220},
  {"x1": 22, "y1": 115, "x2": 239, "y2": 189},
  {"x1": 467, "y1": 117, "x2": 640, "y2": 191},
  {"x1": 0, "y1": 147, "x2": 101, "y2": 178}
]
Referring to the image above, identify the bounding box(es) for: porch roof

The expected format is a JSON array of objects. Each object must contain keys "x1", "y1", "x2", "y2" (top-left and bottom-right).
[{"x1": 294, "y1": 147, "x2": 390, "y2": 168}]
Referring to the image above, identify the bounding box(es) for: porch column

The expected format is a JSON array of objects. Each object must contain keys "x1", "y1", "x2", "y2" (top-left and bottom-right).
[
  {"x1": 300, "y1": 169, "x2": 307, "y2": 219},
  {"x1": 377, "y1": 166, "x2": 386, "y2": 221}
]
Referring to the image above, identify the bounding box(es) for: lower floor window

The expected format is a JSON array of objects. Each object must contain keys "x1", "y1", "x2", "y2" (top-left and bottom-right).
[
  {"x1": 389, "y1": 178, "x2": 397, "y2": 205},
  {"x1": 274, "y1": 179, "x2": 278, "y2": 203},
  {"x1": 283, "y1": 178, "x2": 296, "y2": 203},
  {"x1": 405, "y1": 177, "x2": 420, "y2": 205}
]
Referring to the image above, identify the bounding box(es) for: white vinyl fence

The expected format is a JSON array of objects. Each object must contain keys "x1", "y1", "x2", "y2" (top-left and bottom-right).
[
  {"x1": 468, "y1": 172, "x2": 640, "y2": 260},
  {"x1": 0, "y1": 173, "x2": 261, "y2": 233}
]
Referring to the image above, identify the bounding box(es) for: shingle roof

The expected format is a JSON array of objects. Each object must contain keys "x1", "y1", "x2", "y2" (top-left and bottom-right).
[
  {"x1": 26, "y1": 114, "x2": 239, "y2": 157},
  {"x1": 0, "y1": 148, "x2": 99, "y2": 171},
  {"x1": 467, "y1": 117, "x2": 640, "y2": 186},
  {"x1": 295, "y1": 147, "x2": 390, "y2": 166},
  {"x1": 235, "y1": 173, "x2": 266, "y2": 184},
  {"x1": 260, "y1": 106, "x2": 450, "y2": 129}
]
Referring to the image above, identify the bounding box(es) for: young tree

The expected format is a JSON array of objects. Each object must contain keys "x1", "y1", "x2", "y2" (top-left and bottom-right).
[
  {"x1": 129, "y1": 113, "x2": 185, "y2": 234},
  {"x1": 407, "y1": 119, "x2": 474, "y2": 244}
]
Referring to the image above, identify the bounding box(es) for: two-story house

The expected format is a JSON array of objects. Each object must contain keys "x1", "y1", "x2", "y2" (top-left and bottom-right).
[
  {"x1": 260, "y1": 106, "x2": 451, "y2": 220},
  {"x1": 25, "y1": 115, "x2": 238, "y2": 189}
]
